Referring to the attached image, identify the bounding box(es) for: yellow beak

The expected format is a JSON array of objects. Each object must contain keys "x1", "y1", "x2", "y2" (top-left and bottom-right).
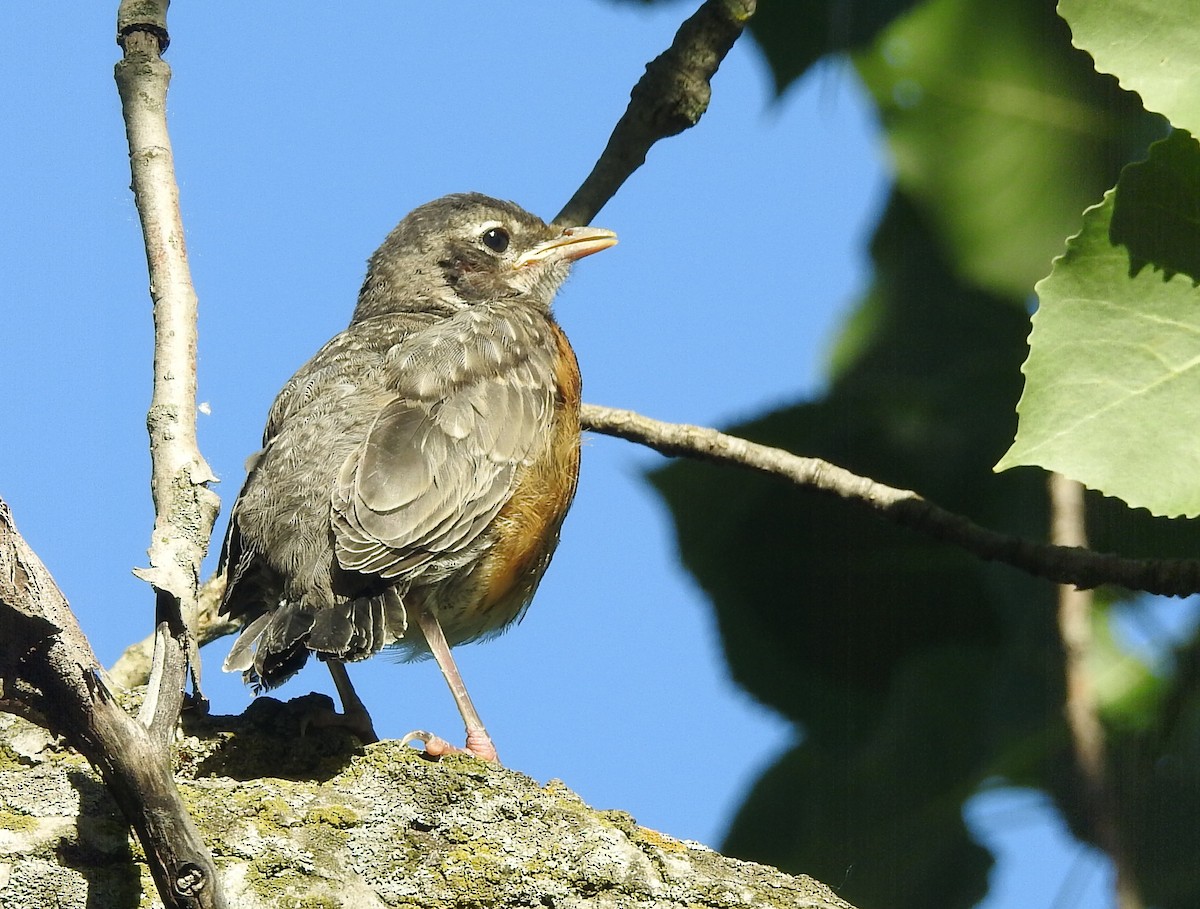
[{"x1": 514, "y1": 226, "x2": 618, "y2": 268}]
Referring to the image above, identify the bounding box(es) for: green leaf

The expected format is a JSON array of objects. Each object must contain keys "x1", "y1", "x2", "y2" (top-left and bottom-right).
[
  {"x1": 1060, "y1": 0, "x2": 1200, "y2": 134},
  {"x1": 655, "y1": 187, "x2": 1200, "y2": 907},
  {"x1": 1091, "y1": 628, "x2": 1200, "y2": 908},
  {"x1": 1110, "y1": 129, "x2": 1200, "y2": 282},
  {"x1": 855, "y1": 0, "x2": 1162, "y2": 297},
  {"x1": 723, "y1": 652, "x2": 995, "y2": 909},
  {"x1": 744, "y1": 0, "x2": 919, "y2": 95},
  {"x1": 604, "y1": 0, "x2": 920, "y2": 95},
  {"x1": 1088, "y1": 601, "x2": 1163, "y2": 732},
  {"x1": 996, "y1": 131, "x2": 1200, "y2": 517}
]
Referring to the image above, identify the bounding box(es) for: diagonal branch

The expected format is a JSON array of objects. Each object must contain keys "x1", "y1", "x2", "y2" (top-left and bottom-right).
[
  {"x1": 581, "y1": 403, "x2": 1200, "y2": 598},
  {"x1": 115, "y1": 0, "x2": 220, "y2": 739},
  {"x1": 0, "y1": 500, "x2": 225, "y2": 909},
  {"x1": 554, "y1": 0, "x2": 755, "y2": 227}
]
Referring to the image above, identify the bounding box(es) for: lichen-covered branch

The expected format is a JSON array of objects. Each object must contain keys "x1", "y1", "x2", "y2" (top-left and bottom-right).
[
  {"x1": 554, "y1": 0, "x2": 755, "y2": 227},
  {"x1": 0, "y1": 706, "x2": 856, "y2": 909},
  {"x1": 0, "y1": 500, "x2": 225, "y2": 909},
  {"x1": 114, "y1": 0, "x2": 219, "y2": 736},
  {"x1": 581, "y1": 404, "x2": 1200, "y2": 597}
]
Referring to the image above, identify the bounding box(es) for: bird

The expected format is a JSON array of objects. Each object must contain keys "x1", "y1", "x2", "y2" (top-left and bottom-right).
[{"x1": 217, "y1": 192, "x2": 616, "y2": 761}]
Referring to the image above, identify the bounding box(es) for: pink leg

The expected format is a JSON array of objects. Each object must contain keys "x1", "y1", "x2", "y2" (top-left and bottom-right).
[{"x1": 403, "y1": 602, "x2": 499, "y2": 763}]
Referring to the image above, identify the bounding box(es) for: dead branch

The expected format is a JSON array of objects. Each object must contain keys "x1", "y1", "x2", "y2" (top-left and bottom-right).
[{"x1": 0, "y1": 500, "x2": 224, "y2": 909}]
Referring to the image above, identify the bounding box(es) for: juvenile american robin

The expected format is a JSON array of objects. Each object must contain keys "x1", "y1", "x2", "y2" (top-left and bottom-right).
[{"x1": 218, "y1": 193, "x2": 616, "y2": 761}]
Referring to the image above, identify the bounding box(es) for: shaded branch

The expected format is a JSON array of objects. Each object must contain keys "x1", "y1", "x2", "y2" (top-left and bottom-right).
[
  {"x1": 554, "y1": 0, "x2": 755, "y2": 226},
  {"x1": 0, "y1": 500, "x2": 224, "y2": 909},
  {"x1": 581, "y1": 404, "x2": 1200, "y2": 598},
  {"x1": 1050, "y1": 474, "x2": 1143, "y2": 909}
]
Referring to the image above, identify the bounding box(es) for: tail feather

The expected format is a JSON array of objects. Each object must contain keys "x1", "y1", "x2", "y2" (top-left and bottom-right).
[
  {"x1": 223, "y1": 612, "x2": 272, "y2": 673},
  {"x1": 253, "y1": 605, "x2": 317, "y2": 688},
  {"x1": 308, "y1": 595, "x2": 392, "y2": 663},
  {"x1": 221, "y1": 516, "x2": 407, "y2": 686}
]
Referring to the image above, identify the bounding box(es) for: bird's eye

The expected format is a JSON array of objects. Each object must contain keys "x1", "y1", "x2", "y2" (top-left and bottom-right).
[{"x1": 481, "y1": 227, "x2": 510, "y2": 253}]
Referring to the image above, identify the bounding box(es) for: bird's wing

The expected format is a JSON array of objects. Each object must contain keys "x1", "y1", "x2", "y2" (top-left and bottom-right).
[
  {"x1": 331, "y1": 322, "x2": 557, "y2": 580},
  {"x1": 261, "y1": 314, "x2": 435, "y2": 444},
  {"x1": 220, "y1": 316, "x2": 432, "y2": 612}
]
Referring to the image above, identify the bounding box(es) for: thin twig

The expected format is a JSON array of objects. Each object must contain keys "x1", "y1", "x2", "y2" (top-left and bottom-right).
[
  {"x1": 553, "y1": 0, "x2": 755, "y2": 227},
  {"x1": 1050, "y1": 474, "x2": 1144, "y2": 909},
  {"x1": 115, "y1": 0, "x2": 220, "y2": 737},
  {"x1": 581, "y1": 403, "x2": 1200, "y2": 597},
  {"x1": 125, "y1": 399, "x2": 1200, "y2": 696}
]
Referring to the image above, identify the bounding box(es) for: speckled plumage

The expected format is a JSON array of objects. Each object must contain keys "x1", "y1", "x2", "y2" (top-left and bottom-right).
[{"x1": 218, "y1": 195, "x2": 615, "y2": 731}]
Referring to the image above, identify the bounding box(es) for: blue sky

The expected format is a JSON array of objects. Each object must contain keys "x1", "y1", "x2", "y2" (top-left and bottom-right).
[{"x1": 0, "y1": 3, "x2": 1112, "y2": 906}]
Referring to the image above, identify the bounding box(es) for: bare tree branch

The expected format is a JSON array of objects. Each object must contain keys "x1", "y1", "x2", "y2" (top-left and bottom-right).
[
  {"x1": 553, "y1": 0, "x2": 755, "y2": 227},
  {"x1": 581, "y1": 403, "x2": 1200, "y2": 598},
  {"x1": 115, "y1": 0, "x2": 220, "y2": 735},
  {"x1": 0, "y1": 500, "x2": 225, "y2": 909}
]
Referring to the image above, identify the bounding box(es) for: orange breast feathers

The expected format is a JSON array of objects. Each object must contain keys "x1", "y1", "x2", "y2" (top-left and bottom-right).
[{"x1": 479, "y1": 320, "x2": 582, "y2": 611}]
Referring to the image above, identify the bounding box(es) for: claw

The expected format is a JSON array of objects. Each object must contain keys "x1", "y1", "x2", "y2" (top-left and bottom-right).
[
  {"x1": 400, "y1": 729, "x2": 499, "y2": 763},
  {"x1": 400, "y1": 730, "x2": 445, "y2": 752}
]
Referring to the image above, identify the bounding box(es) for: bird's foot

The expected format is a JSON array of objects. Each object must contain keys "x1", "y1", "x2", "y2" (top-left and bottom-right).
[
  {"x1": 183, "y1": 690, "x2": 210, "y2": 717},
  {"x1": 400, "y1": 729, "x2": 499, "y2": 763},
  {"x1": 300, "y1": 703, "x2": 379, "y2": 745}
]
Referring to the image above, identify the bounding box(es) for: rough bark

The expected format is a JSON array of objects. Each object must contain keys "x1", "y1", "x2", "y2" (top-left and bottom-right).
[{"x1": 0, "y1": 706, "x2": 855, "y2": 909}]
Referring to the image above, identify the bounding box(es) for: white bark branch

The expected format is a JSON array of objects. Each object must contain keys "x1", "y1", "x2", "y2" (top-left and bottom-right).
[{"x1": 115, "y1": 0, "x2": 219, "y2": 735}]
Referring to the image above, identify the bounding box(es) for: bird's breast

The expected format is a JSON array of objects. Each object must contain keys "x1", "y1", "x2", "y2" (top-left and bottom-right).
[{"x1": 455, "y1": 320, "x2": 582, "y2": 635}]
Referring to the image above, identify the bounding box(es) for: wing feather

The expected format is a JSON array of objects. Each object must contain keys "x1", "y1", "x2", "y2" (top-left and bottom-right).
[
  {"x1": 332, "y1": 371, "x2": 554, "y2": 581},
  {"x1": 324, "y1": 305, "x2": 561, "y2": 583}
]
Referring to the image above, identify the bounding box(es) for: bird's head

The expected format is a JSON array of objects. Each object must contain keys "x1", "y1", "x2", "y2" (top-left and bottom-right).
[{"x1": 353, "y1": 193, "x2": 616, "y2": 323}]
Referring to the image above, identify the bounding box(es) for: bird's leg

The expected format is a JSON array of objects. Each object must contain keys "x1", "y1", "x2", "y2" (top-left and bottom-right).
[
  {"x1": 324, "y1": 660, "x2": 379, "y2": 744},
  {"x1": 402, "y1": 602, "x2": 499, "y2": 763}
]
